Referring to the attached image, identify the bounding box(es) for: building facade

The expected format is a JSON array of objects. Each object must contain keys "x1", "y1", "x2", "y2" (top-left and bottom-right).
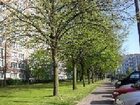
[
  {"x1": 0, "y1": 37, "x2": 30, "y2": 80},
  {"x1": 120, "y1": 54, "x2": 140, "y2": 74}
]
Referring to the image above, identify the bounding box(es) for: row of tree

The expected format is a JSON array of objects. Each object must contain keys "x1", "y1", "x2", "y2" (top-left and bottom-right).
[{"x1": 0, "y1": 0, "x2": 135, "y2": 96}]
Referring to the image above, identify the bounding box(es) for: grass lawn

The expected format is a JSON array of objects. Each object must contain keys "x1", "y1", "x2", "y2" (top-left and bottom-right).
[{"x1": 0, "y1": 80, "x2": 104, "y2": 105}]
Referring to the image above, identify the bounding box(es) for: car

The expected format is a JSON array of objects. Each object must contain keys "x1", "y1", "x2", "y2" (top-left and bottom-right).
[
  {"x1": 114, "y1": 91, "x2": 140, "y2": 105},
  {"x1": 113, "y1": 83, "x2": 140, "y2": 99},
  {"x1": 115, "y1": 71, "x2": 140, "y2": 88}
]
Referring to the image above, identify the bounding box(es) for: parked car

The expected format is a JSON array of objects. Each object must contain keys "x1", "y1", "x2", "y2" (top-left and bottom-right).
[
  {"x1": 113, "y1": 83, "x2": 140, "y2": 99},
  {"x1": 114, "y1": 91, "x2": 140, "y2": 105},
  {"x1": 115, "y1": 71, "x2": 140, "y2": 88}
]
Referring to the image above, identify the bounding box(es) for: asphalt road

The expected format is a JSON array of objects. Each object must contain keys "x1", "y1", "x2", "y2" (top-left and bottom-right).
[{"x1": 77, "y1": 80, "x2": 115, "y2": 105}]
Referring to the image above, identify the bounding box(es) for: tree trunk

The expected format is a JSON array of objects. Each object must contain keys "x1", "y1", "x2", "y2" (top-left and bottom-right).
[
  {"x1": 49, "y1": 0, "x2": 59, "y2": 96},
  {"x1": 76, "y1": 69, "x2": 79, "y2": 82},
  {"x1": 51, "y1": 48, "x2": 59, "y2": 96},
  {"x1": 72, "y1": 60, "x2": 77, "y2": 90},
  {"x1": 3, "y1": 42, "x2": 7, "y2": 87},
  {"x1": 87, "y1": 68, "x2": 90, "y2": 84},
  {"x1": 80, "y1": 62, "x2": 85, "y2": 87},
  {"x1": 91, "y1": 69, "x2": 94, "y2": 83},
  {"x1": 82, "y1": 73, "x2": 85, "y2": 87},
  {"x1": 134, "y1": 0, "x2": 140, "y2": 45},
  {"x1": 80, "y1": 71, "x2": 82, "y2": 81}
]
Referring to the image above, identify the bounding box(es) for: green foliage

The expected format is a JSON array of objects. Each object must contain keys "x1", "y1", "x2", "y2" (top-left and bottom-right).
[
  {"x1": 59, "y1": 6, "x2": 123, "y2": 79},
  {"x1": 0, "y1": 0, "x2": 133, "y2": 95},
  {"x1": 29, "y1": 49, "x2": 52, "y2": 80}
]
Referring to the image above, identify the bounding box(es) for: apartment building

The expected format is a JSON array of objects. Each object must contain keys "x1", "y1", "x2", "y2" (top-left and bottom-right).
[
  {"x1": 0, "y1": 36, "x2": 31, "y2": 80},
  {"x1": 0, "y1": 0, "x2": 31, "y2": 80},
  {"x1": 120, "y1": 54, "x2": 140, "y2": 74}
]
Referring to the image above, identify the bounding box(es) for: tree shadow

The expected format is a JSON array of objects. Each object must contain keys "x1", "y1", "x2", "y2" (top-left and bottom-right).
[
  {"x1": 102, "y1": 95, "x2": 112, "y2": 98},
  {"x1": 90, "y1": 99, "x2": 114, "y2": 105},
  {"x1": 0, "y1": 95, "x2": 14, "y2": 97},
  {"x1": 43, "y1": 95, "x2": 53, "y2": 97},
  {"x1": 92, "y1": 91, "x2": 112, "y2": 94},
  {"x1": 104, "y1": 87, "x2": 115, "y2": 89},
  {"x1": 13, "y1": 100, "x2": 31, "y2": 103},
  {"x1": 46, "y1": 102, "x2": 71, "y2": 105}
]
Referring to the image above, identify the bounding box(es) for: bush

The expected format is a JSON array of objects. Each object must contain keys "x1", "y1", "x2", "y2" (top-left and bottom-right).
[{"x1": 6, "y1": 78, "x2": 24, "y2": 85}]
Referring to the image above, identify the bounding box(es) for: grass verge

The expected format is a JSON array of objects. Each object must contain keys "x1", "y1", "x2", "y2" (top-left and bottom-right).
[{"x1": 0, "y1": 80, "x2": 104, "y2": 105}]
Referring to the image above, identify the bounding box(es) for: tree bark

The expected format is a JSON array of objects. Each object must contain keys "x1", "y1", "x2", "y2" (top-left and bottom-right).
[
  {"x1": 80, "y1": 62, "x2": 85, "y2": 87},
  {"x1": 134, "y1": 0, "x2": 140, "y2": 45},
  {"x1": 91, "y1": 68, "x2": 94, "y2": 83},
  {"x1": 72, "y1": 60, "x2": 77, "y2": 90},
  {"x1": 80, "y1": 71, "x2": 82, "y2": 81},
  {"x1": 51, "y1": 48, "x2": 59, "y2": 96},
  {"x1": 87, "y1": 68, "x2": 90, "y2": 84},
  {"x1": 76, "y1": 69, "x2": 79, "y2": 82},
  {"x1": 3, "y1": 41, "x2": 7, "y2": 87}
]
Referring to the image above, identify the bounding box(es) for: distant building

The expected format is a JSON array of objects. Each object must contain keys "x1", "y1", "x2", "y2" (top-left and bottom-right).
[
  {"x1": 0, "y1": 36, "x2": 33, "y2": 80},
  {"x1": 120, "y1": 54, "x2": 140, "y2": 73}
]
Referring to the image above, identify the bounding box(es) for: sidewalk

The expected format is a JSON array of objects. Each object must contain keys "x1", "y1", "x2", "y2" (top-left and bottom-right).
[{"x1": 77, "y1": 80, "x2": 115, "y2": 105}]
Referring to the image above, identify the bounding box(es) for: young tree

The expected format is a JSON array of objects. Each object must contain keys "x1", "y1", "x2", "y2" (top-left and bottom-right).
[{"x1": 29, "y1": 49, "x2": 52, "y2": 80}]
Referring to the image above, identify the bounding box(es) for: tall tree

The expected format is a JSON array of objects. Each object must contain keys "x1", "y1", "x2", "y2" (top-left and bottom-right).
[
  {"x1": 1, "y1": 0, "x2": 101, "y2": 96},
  {"x1": 0, "y1": 0, "x2": 133, "y2": 95}
]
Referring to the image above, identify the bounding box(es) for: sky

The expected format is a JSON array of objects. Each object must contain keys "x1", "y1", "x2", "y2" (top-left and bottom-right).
[
  {"x1": 122, "y1": 22, "x2": 140, "y2": 54},
  {"x1": 122, "y1": 1, "x2": 140, "y2": 54}
]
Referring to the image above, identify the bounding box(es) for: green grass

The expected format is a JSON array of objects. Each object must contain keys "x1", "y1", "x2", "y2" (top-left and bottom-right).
[{"x1": 0, "y1": 80, "x2": 103, "y2": 105}]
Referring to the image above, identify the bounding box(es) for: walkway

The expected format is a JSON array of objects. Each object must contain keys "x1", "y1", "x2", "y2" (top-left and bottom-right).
[{"x1": 77, "y1": 80, "x2": 115, "y2": 105}]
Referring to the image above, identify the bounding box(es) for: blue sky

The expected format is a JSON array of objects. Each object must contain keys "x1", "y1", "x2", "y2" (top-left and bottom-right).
[
  {"x1": 122, "y1": 1, "x2": 140, "y2": 54},
  {"x1": 122, "y1": 22, "x2": 140, "y2": 54}
]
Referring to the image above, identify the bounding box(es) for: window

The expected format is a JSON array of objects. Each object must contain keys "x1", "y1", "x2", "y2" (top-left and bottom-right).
[
  {"x1": 0, "y1": 59, "x2": 3, "y2": 67},
  {"x1": 130, "y1": 73, "x2": 140, "y2": 79},
  {"x1": 0, "y1": 73, "x2": 3, "y2": 78},
  {"x1": 11, "y1": 73, "x2": 17, "y2": 78},
  {"x1": 0, "y1": 37, "x2": 3, "y2": 46},
  {"x1": 11, "y1": 52, "x2": 17, "y2": 61},
  {"x1": 19, "y1": 54, "x2": 24, "y2": 60},
  {"x1": 0, "y1": 48, "x2": 3, "y2": 58},
  {"x1": 19, "y1": 62, "x2": 25, "y2": 69},
  {"x1": 11, "y1": 62, "x2": 17, "y2": 68}
]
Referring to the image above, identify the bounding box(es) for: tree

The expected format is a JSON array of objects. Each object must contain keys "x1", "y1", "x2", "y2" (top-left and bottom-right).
[
  {"x1": 29, "y1": 49, "x2": 52, "y2": 80},
  {"x1": 1, "y1": 0, "x2": 103, "y2": 96},
  {"x1": 0, "y1": 0, "x2": 134, "y2": 95}
]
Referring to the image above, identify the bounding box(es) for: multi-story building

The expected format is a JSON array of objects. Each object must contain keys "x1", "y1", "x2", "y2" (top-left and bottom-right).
[
  {"x1": 0, "y1": 36, "x2": 31, "y2": 80},
  {"x1": 0, "y1": 0, "x2": 32, "y2": 80},
  {"x1": 120, "y1": 54, "x2": 140, "y2": 74}
]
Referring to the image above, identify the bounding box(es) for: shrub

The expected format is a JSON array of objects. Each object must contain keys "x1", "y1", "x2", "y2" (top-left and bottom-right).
[{"x1": 6, "y1": 78, "x2": 23, "y2": 85}]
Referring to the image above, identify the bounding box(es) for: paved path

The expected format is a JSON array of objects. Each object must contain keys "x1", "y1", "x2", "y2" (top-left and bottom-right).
[{"x1": 77, "y1": 80, "x2": 115, "y2": 105}]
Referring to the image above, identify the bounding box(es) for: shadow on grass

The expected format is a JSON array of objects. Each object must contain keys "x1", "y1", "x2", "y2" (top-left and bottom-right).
[
  {"x1": 3, "y1": 81, "x2": 75, "y2": 90},
  {"x1": 45, "y1": 102, "x2": 71, "y2": 105},
  {"x1": 90, "y1": 100, "x2": 114, "y2": 105},
  {"x1": 44, "y1": 95, "x2": 53, "y2": 97},
  {"x1": 0, "y1": 95, "x2": 14, "y2": 97},
  {"x1": 13, "y1": 100, "x2": 31, "y2": 103}
]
